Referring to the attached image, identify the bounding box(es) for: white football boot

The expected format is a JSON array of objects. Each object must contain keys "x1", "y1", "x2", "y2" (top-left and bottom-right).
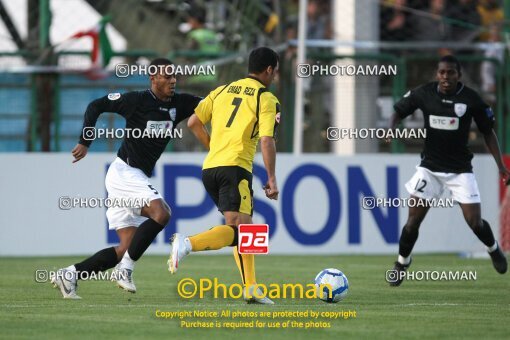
[
  {"x1": 167, "y1": 233, "x2": 191, "y2": 274},
  {"x1": 112, "y1": 264, "x2": 136, "y2": 293},
  {"x1": 244, "y1": 285, "x2": 275, "y2": 305},
  {"x1": 51, "y1": 268, "x2": 81, "y2": 299}
]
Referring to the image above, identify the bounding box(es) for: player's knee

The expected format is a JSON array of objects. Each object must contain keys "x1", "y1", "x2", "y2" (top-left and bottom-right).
[
  {"x1": 152, "y1": 213, "x2": 170, "y2": 227},
  {"x1": 223, "y1": 212, "x2": 240, "y2": 226},
  {"x1": 152, "y1": 206, "x2": 171, "y2": 226},
  {"x1": 234, "y1": 214, "x2": 252, "y2": 226},
  {"x1": 114, "y1": 245, "x2": 128, "y2": 260}
]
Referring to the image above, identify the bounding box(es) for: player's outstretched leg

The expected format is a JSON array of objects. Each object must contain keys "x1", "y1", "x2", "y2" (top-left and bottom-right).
[
  {"x1": 53, "y1": 227, "x2": 136, "y2": 298},
  {"x1": 390, "y1": 198, "x2": 430, "y2": 286},
  {"x1": 115, "y1": 199, "x2": 170, "y2": 291},
  {"x1": 52, "y1": 246, "x2": 119, "y2": 299},
  {"x1": 459, "y1": 203, "x2": 507, "y2": 274},
  {"x1": 168, "y1": 225, "x2": 235, "y2": 273}
]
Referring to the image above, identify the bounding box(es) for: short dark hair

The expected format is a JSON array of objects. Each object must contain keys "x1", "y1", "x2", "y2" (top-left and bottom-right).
[
  {"x1": 438, "y1": 55, "x2": 461, "y2": 74},
  {"x1": 150, "y1": 58, "x2": 174, "y2": 67},
  {"x1": 248, "y1": 47, "x2": 279, "y2": 74}
]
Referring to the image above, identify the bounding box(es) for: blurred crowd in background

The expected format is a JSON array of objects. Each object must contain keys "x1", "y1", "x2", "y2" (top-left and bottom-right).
[{"x1": 0, "y1": 0, "x2": 507, "y2": 154}]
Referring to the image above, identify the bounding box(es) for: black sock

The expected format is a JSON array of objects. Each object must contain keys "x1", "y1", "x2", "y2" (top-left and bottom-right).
[
  {"x1": 127, "y1": 218, "x2": 165, "y2": 261},
  {"x1": 398, "y1": 227, "x2": 419, "y2": 258},
  {"x1": 472, "y1": 219, "x2": 496, "y2": 248},
  {"x1": 228, "y1": 225, "x2": 238, "y2": 247},
  {"x1": 74, "y1": 247, "x2": 118, "y2": 278}
]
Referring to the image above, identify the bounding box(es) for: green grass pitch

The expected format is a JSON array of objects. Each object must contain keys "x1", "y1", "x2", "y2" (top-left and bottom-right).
[{"x1": 0, "y1": 254, "x2": 508, "y2": 339}]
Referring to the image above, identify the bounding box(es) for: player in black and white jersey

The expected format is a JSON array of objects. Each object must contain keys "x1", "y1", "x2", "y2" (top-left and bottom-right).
[
  {"x1": 388, "y1": 55, "x2": 509, "y2": 286},
  {"x1": 51, "y1": 58, "x2": 202, "y2": 298}
]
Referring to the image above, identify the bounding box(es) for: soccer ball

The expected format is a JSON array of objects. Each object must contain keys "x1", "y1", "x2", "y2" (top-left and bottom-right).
[{"x1": 314, "y1": 268, "x2": 349, "y2": 303}]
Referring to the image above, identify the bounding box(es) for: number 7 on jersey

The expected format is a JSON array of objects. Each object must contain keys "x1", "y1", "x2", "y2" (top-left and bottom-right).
[{"x1": 226, "y1": 97, "x2": 242, "y2": 127}]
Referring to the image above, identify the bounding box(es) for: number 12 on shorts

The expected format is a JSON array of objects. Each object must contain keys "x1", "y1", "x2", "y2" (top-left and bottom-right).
[
  {"x1": 415, "y1": 179, "x2": 427, "y2": 193},
  {"x1": 238, "y1": 224, "x2": 269, "y2": 254}
]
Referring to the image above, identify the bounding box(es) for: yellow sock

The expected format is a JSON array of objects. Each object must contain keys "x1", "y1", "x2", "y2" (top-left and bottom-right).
[
  {"x1": 189, "y1": 225, "x2": 235, "y2": 251},
  {"x1": 232, "y1": 247, "x2": 256, "y2": 285}
]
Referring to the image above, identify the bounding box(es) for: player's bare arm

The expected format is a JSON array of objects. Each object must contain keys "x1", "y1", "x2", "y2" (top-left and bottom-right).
[
  {"x1": 483, "y1": 129, "x2": 510, "y2": 183},
  {"x1": 187, "y1": 113, "x2": 210, "y2": 150},
  {"x1": 260, "y1": 136, "x2": 278, "y2": 200}
]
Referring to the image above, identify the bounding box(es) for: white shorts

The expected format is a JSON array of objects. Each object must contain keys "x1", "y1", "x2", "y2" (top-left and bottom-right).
[
  {"x1": 105, "y1": 157, "x2": 162, "y2": 230},
  {"x1": 405, "y1": 166, "x2": 481, "y2": 204}
]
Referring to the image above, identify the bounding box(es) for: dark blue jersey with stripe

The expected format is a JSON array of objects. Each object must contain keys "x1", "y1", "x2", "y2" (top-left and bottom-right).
[
  {"x1": 394, "y1": 82, "x2": 494, "y2": 173},
  {"x1": 78, "y1": 89, "x2": 202, "y2": 177}
]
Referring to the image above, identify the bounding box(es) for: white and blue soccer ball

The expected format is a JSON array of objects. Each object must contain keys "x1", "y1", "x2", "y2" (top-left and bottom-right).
[{"x1": 314, "y1": 268, "x2": 349, "y2": 303}]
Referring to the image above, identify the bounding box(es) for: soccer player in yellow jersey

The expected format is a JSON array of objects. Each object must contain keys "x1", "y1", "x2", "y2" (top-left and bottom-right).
[{"x1": 168, "y1": 47, "x2": 280, "y2": 304}]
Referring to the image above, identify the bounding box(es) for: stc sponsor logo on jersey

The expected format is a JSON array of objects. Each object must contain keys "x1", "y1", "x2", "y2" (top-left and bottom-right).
[
  {"x1": 429, "y1": 115, "x2": 459, "y2": 130},
  {"x1": 147, "y1": 120, "x2": 174, "y2": 133}
]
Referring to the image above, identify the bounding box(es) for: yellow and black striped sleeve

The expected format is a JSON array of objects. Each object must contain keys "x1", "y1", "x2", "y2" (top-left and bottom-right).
[{"x1": 258, "y1": 92, "x2": 280, "y2": 138}]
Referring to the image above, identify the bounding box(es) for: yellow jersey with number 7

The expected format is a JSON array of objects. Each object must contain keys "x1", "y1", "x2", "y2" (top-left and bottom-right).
[{"x1": 194, "y1": 76, "x2": 281, "y2": 173}]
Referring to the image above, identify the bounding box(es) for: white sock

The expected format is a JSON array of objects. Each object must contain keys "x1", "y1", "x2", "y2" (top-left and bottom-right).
[
  {"x1": 184, "y1": 237, "x2": 192, "y2": 254},
  {"x1": 65, "y1": 265, "x2": 76, "y2": 272},
  {"x1": 487, "y1": 242, "x2": 498, "y2": 253},
  {"x1": 120, "y1": 252, "x2": 135, "y2": 270},
  {"x1": 398, "y1": 255, "x2": 411, "y2": 265}
]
